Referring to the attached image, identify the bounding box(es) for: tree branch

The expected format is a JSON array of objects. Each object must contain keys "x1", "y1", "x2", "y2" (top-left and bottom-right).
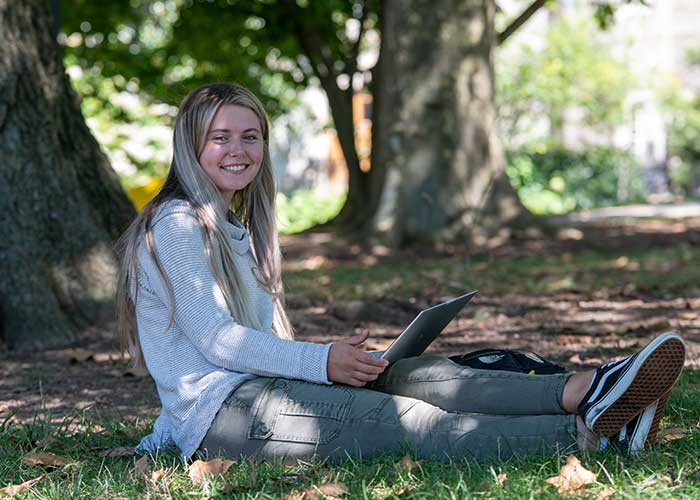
[
  {"x1": 497, "y1": 0, "x2": 547, "y2": 46},
  {"x1": 346, "y1": 0, "x2": 368, "y2": 77},
  {"x1": 281, "y1": 0, "x2": 337, "y2": 81}
]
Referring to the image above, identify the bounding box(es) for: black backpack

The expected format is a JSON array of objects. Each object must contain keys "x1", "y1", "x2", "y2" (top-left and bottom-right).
[{"x1": 449, "y1": 348, "x2": 566, "y2": 375}]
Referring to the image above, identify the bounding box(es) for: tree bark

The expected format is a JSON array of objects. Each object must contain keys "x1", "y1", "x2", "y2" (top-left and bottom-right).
[
  {"x1": 287, "y1": 5, "x2": 382, "y2": 232},
  {"x1": 0, "y1": 0, "x2": 135, "y2": 349},
  {"x1": 372, "y1": 0, "x2": 532, "y2": 247}
]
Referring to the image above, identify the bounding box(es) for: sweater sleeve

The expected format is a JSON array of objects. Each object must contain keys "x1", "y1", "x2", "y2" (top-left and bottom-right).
[{"x1": 139, "y1": 209, "x2": 331, "y2": 384}]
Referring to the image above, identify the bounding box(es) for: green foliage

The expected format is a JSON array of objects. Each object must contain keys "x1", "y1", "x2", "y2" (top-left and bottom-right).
[
  {"x1": 497, "y1": 15, "x2": 635, "y2": 142},
  {"x1": 276, "y1": 189, "x2": 346, "y2": 234},
  {"x1": 663, "y1": 47, "x2": 700, "y2": 196},
  {"x1": 592, "y1": 0, "x2": 650, "y2": 29},
  {"x1": 506, "y1": 144, "x2": 646, "y2": 214},
  {"x1": 65, "y1": 52, "x2": 174, "y2": 183},
  {"x1": 60, "y1": 0, "x2": 377, "y2": 115}
]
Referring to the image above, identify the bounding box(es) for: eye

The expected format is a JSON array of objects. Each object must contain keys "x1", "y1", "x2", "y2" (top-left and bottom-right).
[
  {"x1": 212, "y1": 135, "x2": 228, "y2": 142},
  {"x1": 243, "y1": 134, "x2": 259, "y2": 142}
]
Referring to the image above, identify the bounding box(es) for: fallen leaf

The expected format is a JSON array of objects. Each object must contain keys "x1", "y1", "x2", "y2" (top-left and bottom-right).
[
  {"x1": 394, "y1": 454, "x2": 422, "y2": 473},
  {"x1": 309, "y1": 482, "x2": 349, "y2": 499},
  {"x1": 496, "y1": 473, "x2": 507, "y2": 486},
  {"x1": 0, "y1": 475, "x2": 45, "y2": 497},
  {"x1": 188, "y1": 458, "x2": 234, "y2": 486},
  {"x1": 151, "y1": 469, "x2": 164, "y2": 482},
  {"x1": 100, "y1": 447, "x2": 135, "y2": 457},
  {"x1": 284, "y1": 482, "x2": 349, "y2": 500},
  {"x1": 545, "y1": 455, "x2": 597, "y2": 495},
  {"x1": 134, "y1": 456, "x2": 149, "y2": 475},
  {"x1": 394, "y1": 485, "x2": 416, "y2": 496},
  {"x1": 66, "y1": 348, "x2": 94, "y2": 363},
  {"x1": 22, "y1": 452, "x2": 68, "y2": 467},
  {"x1": 597, "y1": 486, "x2": 615, "y2": 500},
  {"x1": 659, "y1": 427, "x2": 687, "y2": 443}
]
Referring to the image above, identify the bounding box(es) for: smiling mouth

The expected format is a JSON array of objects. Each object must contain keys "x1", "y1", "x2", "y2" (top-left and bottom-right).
[{"x1": 221, "y1": 164, "x2": 248, "y2": 172}]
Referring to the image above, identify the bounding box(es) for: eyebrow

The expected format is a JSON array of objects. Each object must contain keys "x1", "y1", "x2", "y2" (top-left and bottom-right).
[{"x1": 208, "y1": 128, "x2": 261, "y2": 134}]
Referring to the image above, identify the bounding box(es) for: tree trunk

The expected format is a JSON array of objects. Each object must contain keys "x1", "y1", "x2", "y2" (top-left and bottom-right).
[
  {"x1": 372, "y1": 0, "x2": 531, "y2": 247},
  {"x1": 0, "y1": 0, "x2": 135, "y2": 349}
]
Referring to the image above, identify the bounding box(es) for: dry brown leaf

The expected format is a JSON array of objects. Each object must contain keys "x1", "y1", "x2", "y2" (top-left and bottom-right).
[
  {"x1": 545, "y1": 455, "x2": 597, "y2": 495},
  {"x1": 496, "y1": 473, "x2": 507, "y2": 486},
  {"x1": 151, "y1": 469, "x2": 164, "y2": 482},
  {"x1": 394, "y1": 454, "x2": 422, "y2": 473},
  {"x1": 313, "y1": 483, "x2": 349, "y2": 497},
  {"x1": 596, "y1": 486, "x2": 615, "y2": 500},
  {"x1": 282, "y1": 482, "x2": 349, "y2": 500},
  {"x1": 134, "y1": 455, "x2": 149, "y2": 475},
  {"x1": 285, "y1": 482, "x2": 349, "y2": 500},
  {"x1": 659, "y1": 427, "x2": 687, "y2": 443},
  {"x1": 188, "y1": 458, "x2": 234, "y2": 486},
  {"x1": 100, "y1": 446, "x2": 135, "y2": 457},
  {"x1": 394, "y1": 485, "x2": 417, "y2": 496},
  {"x1": 22, "y1": 452, "x2": 68, "y2": 467},
  {"x1": 0, "y1": 475, "x2": 45, "y2": 497}
]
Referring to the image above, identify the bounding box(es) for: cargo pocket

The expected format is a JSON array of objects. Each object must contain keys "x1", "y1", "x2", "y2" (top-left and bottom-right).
[{"x1": 248, "y1": 379, "x2": 354, "y2": 445}]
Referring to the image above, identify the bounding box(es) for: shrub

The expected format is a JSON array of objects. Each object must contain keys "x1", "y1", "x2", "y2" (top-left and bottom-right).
[{"x1": 506, "y1": 144, "x2": 646, "y2": 214}]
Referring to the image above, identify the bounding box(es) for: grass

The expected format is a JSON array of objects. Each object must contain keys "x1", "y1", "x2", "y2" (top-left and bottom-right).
[
  {"x1": 1, "y1": 372, "x2": 699, "y2": 498},
  {"x1": 2, "y1": 245, "x2": 699, "y2": 498},
  {"x1": 284, "y1": 243, "x2": 700, "y2": 301}
]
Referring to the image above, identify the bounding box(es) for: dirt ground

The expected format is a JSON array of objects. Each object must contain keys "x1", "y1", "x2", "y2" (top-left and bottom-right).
[{"x1": 1, "y1": 215, "x2": 699, "y2": 426}]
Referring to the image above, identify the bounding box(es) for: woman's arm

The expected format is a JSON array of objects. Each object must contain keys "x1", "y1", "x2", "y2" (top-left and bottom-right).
[{"x1": 139, "y1": 209, "x2": 331, "y2": 384}]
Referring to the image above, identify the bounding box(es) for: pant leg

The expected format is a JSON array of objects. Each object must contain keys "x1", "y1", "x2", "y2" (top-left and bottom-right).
[
  {"x1": 199, "y1": 377, "x2": 577, "y2": 463},
  {"x1": 370, "y1": 355, "x2": 570, "y2": 415}
]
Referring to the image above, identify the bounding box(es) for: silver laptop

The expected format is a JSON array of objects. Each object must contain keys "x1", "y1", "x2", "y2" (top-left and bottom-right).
[{"x1": 380, "y1": 290, "x2": 478, "y2": 364}]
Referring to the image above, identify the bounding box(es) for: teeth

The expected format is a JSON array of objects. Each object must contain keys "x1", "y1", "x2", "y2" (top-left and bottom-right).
[{"x1": 222, "y1": 164, "x2": 247, "y2": 172}]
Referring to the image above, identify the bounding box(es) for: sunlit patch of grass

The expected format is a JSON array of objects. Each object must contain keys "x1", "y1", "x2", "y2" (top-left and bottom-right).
[{"x1": 284, "y1": 244, "x2": 700, "y2": 300}]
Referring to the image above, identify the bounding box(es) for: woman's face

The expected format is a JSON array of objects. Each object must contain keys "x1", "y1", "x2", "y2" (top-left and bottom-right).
[{"x1": 198, "y1": 104, "x2": 264, "y2": 204}]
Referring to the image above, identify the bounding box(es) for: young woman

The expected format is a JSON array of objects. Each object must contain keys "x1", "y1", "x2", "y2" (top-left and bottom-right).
[{"x1": 117, "y1": 83, "x2": 686, "y2": 463}]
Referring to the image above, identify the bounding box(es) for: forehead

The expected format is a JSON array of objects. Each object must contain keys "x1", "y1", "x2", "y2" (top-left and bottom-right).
[{"x1": 209, "y1": 104, "x2": 262, "y2": 131}]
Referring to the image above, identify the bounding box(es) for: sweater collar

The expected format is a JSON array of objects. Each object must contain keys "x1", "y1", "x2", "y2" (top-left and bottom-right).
[{"x1": 226, "y1": 213, "x2": 250, "y2": 255}]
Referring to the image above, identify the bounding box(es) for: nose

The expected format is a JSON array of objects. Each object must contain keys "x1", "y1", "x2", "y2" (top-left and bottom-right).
[{"x1": 226, "y1": 137, "x2": 244, "y2": 157}]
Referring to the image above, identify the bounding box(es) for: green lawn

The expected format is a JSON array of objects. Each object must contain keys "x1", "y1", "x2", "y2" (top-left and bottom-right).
[
  {"x1": 1, "y1": 370, "x2": 698, "y2": 498},
  {"x1": 2, "y1": 244, "x2": 699, "y2": 499},
  {"x1": 284, "y1": 243, "x2": 700, "y2": 300}
]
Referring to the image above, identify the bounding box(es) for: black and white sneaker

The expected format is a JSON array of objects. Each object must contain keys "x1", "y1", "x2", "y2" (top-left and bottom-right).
[
  {"x1": 578, "y1": 332, "x2": 685, "y2": 437},
  {"x1": 618, "y1": 400, "x2": 658, "y2": 454}
]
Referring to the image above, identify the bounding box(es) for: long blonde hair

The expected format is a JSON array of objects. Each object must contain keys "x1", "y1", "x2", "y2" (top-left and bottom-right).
[{"x1": 116, "y1": 83, "x2": 293, "y2": 368}]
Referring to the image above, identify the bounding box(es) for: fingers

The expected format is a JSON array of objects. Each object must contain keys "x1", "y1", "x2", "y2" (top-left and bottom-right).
[
  {"x1": 352, "y1": 360, "x2": 386, "y2": 376},
  {"x1": 346, "y1": 377, "x2": 366, "y2": 387},
  {"x1": 352, "y1": 370, "x2": 380, "y2": 382},
  {"x1": 357, "y1": 351, "x2": 389, "y2": 368},
  {"x1": 346, "y1": 329, "x2": 370, "y2": 346}
]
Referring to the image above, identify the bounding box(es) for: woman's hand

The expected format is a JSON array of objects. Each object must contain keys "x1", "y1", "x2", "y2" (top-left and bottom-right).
[{"x1": 327, "y1": 329, "x2": 389, "y2": 387}]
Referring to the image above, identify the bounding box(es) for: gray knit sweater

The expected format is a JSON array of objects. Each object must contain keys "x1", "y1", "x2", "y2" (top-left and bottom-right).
[{"x1": 133, "y1": 199, "x2": 332, "y2": 458}]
